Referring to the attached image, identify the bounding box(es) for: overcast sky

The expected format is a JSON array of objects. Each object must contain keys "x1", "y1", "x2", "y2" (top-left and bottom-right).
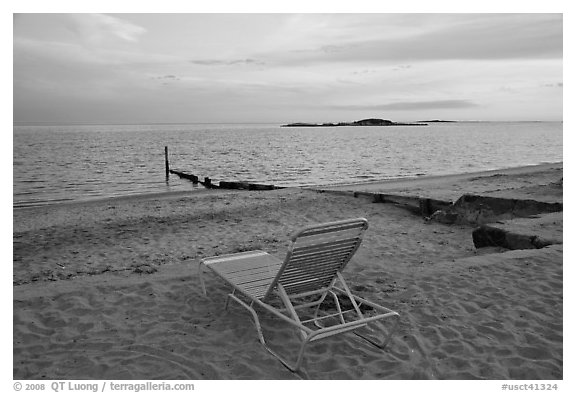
[{"x1": 13, "y1": 13, "x2": 563, "y2": 124}]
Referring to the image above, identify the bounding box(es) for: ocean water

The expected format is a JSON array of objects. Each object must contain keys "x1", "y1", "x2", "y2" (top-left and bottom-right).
[{"x1": 13, "y1": 122, "x2": 562, "y2": 207}]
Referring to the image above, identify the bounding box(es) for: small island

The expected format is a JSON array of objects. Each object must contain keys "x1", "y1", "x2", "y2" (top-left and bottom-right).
[{"x1": 281, "y1": 118, "x2": 427, "y2": 127}]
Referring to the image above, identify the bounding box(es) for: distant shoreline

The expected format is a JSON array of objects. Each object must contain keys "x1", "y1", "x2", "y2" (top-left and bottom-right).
[
  {"x1": 416, "y1": 120, "x2": 457, "y2": 123},
  {"x1": 281, "y1": 118, "x2": 426, "y2": 127}
]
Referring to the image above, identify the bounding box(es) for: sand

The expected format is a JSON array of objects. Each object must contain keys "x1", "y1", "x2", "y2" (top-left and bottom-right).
[{"x1": 13, "y1": 163, "x2": 563, "y2": 380}]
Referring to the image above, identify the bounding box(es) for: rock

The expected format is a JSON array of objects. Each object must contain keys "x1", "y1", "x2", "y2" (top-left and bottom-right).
[
  {"x1": 429, "y1": 194, "x2": 562, "y2": 225},
  {"x1": 419, "y1": 198, "x2": 452, "y2": 217},
  {"x1": 427, "y1": 210, "x2": 460, "y2": 225},
  {"x1": 472, "y1": 225, "x2": 556, "y2": 250}
]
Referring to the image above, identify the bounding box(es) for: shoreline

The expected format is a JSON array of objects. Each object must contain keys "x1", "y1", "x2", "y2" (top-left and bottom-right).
[
  {"x1": 13, "y1": 162, "x2": 562, "y2": 211},
  {"x1": 13, "y1": 162, "x2": 563, "y2": 379},
  {"x1": 13, "y1": 188, "x2": 223, "y2": 211},
  {"x1": 314, "y1": 162, "x2": 562, "y2": 190},
  {"x1": 315, "y1": 162, "x2": 563, "y2": 203}
]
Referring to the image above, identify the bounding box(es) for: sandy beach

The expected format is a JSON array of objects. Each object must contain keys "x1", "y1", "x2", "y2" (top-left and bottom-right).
[{"x1": 13, "y1": 163, "x2": 563, "y2": 380}]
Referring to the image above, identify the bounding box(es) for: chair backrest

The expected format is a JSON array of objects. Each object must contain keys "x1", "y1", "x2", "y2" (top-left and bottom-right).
[{"x1": 265, "y1": 218, "x2": 368, "y2": 298}]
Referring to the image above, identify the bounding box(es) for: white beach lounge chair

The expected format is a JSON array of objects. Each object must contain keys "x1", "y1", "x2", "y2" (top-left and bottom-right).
[{"x1": 198, "y1": 218, "x2": 400, "y2": 372}]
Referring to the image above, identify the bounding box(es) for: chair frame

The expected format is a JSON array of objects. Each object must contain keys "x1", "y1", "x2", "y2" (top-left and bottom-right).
[{"x1": 198, "y1": 218, "x2": 400, "y2": 372}]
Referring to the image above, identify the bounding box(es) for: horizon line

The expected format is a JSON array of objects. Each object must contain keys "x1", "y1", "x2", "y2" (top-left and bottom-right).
[{"x1": 13, "y1": 119, "x2": 564, "y2": 127}]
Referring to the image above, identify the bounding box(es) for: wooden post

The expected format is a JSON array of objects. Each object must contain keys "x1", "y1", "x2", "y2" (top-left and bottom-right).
[{"x1": 165, "y1": 146, "x2": 169, "y2": 178}]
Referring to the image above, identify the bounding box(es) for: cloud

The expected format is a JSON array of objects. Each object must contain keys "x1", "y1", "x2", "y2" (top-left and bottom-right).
[
  {"x1": 319, "y1": 44, "x2": 355, "y2": 54},
  {"x1": 351, "y1": 69, "x2": 378, "y2": 75},
  {"x1": 152, "y1": 75, "x2": 181, "y2": 83},
  {"x1": 332, "y1": 100, "x2": 479, "y2": 111},
  {"x1": 190, "y1": 58, "x2": 265, "y2": 66},
  {"x1": 269, "y1": 14, "x2": 562, "y2": 66},
  {"x1": 66, "y1": 14, "x2": 147, "y2": 44},
  {"x1": 14, "y1": 36, "x2": 179, "y2": 69},
  {"x1": 392, "y1": 65, "x2": 412, "y2": 72}
]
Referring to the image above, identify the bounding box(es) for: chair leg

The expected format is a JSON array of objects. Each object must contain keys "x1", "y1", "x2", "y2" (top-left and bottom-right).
[
  {"x1": 227, "y1": 293, "x2": 310, "y2": 372},
  {"x1": 227, "y1": 294, "x2": 266, "y2": 343},
  {"x1": 224, "y1": 289, "x2": 236, "y2": 310}
]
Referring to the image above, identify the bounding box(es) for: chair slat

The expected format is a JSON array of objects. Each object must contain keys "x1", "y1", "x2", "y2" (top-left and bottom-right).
[
  {"x1": 210, "y1": 268, "x2": 278, "y2": 280},
  {"x1": 288, "y1": 251, "x2": 353, "y2": 266},
  {"x1": 282, "y1": 267, "x2": 345, "y2": 280},
  {"x1": 213, "y1": 263, "x2": 282, "y2": 276},
  {"x1": 224, "y1": 271, "x2": 280, "y2": 285},
  {"x1": 291, "y1": 246, "x2": 356, "y2": 260},
  {"x1": 280, "y1": 277, "x2": 332, "y2": 289},
  {"x1": 202, "y1": 250, "x2": 269, "y2": 264},
  {"x1": 284, "y1": 255, "x2": 352, "y2": 271},
  {"x1": 282, "y1": 281, "x2": 333, "y2": 295},
  {"x1": 283, "y1": 259, "x2": 346, "y2": 273},
  {"x1": 208, "y1": 254, "x2": 282, "y2": 274},
  {"x1": 296, "y1": 222, "x2": 367, "y2": 238},
  {"x1": 281, "y1": 281, "x2": 334, "y2": 294},
  {"x1": 294, "y1": 237, "x2": 360, "y2": 253},
  {"x1": 292, "y1": 245, "x2": 356, "y2": 256}
]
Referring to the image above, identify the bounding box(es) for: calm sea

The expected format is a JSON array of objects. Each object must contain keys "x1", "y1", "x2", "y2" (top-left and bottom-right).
[{"x1": 13, "y1": 122, "x2": 562, "y2": 207}]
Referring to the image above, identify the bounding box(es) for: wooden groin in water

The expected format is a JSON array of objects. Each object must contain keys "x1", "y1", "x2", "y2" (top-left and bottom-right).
[
  {"x1": 169, "y1": 169, "x2": 282, "y2": 190},
  {"x1": 165, "y1": 147, "x2": 282, "y2": 191}
]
